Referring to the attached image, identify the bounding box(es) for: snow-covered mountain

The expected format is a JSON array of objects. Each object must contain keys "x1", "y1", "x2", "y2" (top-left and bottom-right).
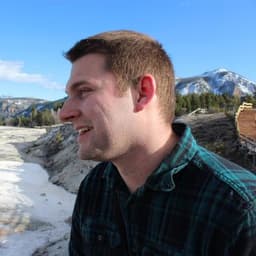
[
  {"x1": 175, "y1": 68, "x2": 256, "y2": 96},
  {"x1": 0, "y1": 97, "x2": 46, "y2": 117}
]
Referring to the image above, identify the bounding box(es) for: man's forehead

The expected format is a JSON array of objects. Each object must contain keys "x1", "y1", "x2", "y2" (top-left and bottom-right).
[{"x1": 72, "y1": 53, "x2": 107, "y2": 69}]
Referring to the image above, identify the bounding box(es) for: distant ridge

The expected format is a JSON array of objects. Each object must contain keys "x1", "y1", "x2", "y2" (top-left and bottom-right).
[
  {"x1": 1, "y1": 68, "x2": 255, "y2": 118},
  {"x1": 14, "y1": 97, "x2": 66, "y2": 117},
  {"x1": 0, "y1": 96, "x2": 46, "y2": 101},
  {"x1": 0, "y1": 97, "x2": 47, "y2": 118}
]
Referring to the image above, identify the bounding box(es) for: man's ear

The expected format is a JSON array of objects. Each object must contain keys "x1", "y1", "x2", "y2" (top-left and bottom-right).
[{"x1": 134, "y1": 74, "x2": 156, "y2": 112}]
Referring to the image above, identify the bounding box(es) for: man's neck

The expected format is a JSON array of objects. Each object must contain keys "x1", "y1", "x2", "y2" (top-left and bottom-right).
[{"x1": 112, "y1": 127, "x2": 179, "y2": 193}]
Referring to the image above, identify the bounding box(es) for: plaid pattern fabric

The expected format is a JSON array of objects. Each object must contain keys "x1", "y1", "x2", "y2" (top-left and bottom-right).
[{"x1": 69, "y1": 123, "x2": 256, "y2": 255}]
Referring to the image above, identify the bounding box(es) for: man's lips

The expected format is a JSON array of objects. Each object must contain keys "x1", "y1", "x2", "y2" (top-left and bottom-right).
[
  {"x1": 76, "y1": 126, "x2": 93, "y2": 135},
  {"x1": 79, "y1": 127, "x2": 92, "y2": 135}
]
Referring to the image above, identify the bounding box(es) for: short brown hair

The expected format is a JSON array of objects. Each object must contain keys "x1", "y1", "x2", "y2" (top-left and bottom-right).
[{"x1": 65, "y1": 30, "x2": 175, "y2": 122}]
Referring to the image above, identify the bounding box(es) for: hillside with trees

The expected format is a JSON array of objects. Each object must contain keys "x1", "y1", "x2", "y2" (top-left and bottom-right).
[
  {"x1": 0, "y1": 93, "x2": 255, "y2": 128},
  {"x1": 175, "y1": 93, "x2": 256, "y2": 116}
]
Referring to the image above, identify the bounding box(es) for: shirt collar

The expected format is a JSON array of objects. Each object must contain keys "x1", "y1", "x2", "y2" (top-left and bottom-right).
[
  {"x1": 102, "y1": 162, "x2": 126, "y2": 190},
  {"x1": 145, "y1": 123, "x2": 199, "y2": 192}
]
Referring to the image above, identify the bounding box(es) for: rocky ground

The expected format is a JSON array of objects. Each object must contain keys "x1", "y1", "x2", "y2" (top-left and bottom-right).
[
  {"x1": 18, "y1": 124, "x2": 98, "y2": 194},
  {"x1": 18, "y1": 112, "x2": 254, "y2": 255}
]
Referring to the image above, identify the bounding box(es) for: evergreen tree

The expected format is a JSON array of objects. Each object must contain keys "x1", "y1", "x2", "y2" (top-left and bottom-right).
[
  {"x1": 191, "y1": 94, "x2": 200, "y2": 110},
  {"x1": 42, "y1": 109, "x2": 55, "y2": 125},
  {"x1": 31, "y1": 106, "x2": 38, "y2": 126},
  {"x1": 35, "y1": 111, "x2": 43, "y2": 126}
]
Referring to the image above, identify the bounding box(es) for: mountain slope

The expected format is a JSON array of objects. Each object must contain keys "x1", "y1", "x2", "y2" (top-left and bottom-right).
[
  {"x1": 14, "y1": 97, "x2": 66, "y2": 117},
  {"x1": 175, "y1": 68, "x2": 256, "y2": 96}
]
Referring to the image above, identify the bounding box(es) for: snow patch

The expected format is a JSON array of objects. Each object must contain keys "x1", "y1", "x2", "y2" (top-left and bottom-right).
[{"x1": 0, "y1": 161, "x2": 75, "y2": 255}]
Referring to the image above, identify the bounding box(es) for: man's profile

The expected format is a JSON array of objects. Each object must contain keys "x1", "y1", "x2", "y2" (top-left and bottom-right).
[{"x1": 59, "y1": 30, "x2": 256, "y2": 255}]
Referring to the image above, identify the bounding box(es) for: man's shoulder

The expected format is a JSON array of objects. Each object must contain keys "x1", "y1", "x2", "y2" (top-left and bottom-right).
[
  {"x1": 194, "y1": 146, "x2": 256, "y2": 205},
  {"x1": 182, "y1": 147, "x2": 256, "y2": 237}
]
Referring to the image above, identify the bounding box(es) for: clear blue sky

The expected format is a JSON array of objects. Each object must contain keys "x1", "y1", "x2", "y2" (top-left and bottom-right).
[{"x1": 0, "y1": 0, "x2": 255, "y2": 101}]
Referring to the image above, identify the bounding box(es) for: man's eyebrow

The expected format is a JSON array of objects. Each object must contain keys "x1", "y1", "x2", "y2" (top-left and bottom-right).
[{"x1": 65, "y1": 80, "x2": 92, "y2": 94}]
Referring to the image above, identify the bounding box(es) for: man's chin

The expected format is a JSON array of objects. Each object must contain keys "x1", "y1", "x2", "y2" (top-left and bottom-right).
[
  {"x1": 78, "y1": 148, "x2": 88, "y2": 159},
  {"x1": 78, "y1": 149, "x2": 99, "y2": 161},
  {"x1": 78, "y1": 150, "x2": 91, "y2": 160}
]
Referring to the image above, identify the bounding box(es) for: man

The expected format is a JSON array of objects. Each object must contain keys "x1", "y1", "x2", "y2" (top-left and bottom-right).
[{"x1": 59, "y1": 30, "x2": 256, "y2": 255}]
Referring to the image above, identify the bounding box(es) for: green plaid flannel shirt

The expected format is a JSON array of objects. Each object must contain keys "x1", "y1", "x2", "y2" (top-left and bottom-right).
[{"x1": 69, "y1": 123, "x2": 256, "y2": 255}]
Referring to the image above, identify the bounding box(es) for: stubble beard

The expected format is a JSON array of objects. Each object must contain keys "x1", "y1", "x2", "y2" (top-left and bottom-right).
[{"x1": 77, "y1": 136, "x2": 112, "y2": 162}]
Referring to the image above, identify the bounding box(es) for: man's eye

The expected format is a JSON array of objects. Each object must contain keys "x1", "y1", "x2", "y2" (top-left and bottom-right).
[{"x1": 79, "y1": 88, "x2": 92, "y2": 97}]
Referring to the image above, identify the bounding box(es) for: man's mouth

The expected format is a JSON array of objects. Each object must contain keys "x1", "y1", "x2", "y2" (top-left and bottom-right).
[{"x1": 78, "y1": 126, "x2": 93, "y2": 135}]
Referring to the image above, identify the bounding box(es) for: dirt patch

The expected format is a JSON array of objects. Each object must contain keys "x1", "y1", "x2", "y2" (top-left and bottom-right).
[{"x1": 178, "y1": 112, "x2": 253, "y2": 170}]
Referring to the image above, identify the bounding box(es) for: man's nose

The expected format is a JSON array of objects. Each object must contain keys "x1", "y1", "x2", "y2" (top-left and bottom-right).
[{"x1": 59, "y1": 99, "x2": 80, "y2": 123}]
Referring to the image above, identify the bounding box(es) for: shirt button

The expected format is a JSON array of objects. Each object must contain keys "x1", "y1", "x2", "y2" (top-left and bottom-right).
[{"x1": 97, "y1": 234, "x2": 104, "y2": 241}]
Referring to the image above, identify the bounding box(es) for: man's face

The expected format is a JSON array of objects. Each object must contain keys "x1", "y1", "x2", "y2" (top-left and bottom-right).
[{"x1": 59, "y1": 53, "x2": 136, "y2": 161}]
